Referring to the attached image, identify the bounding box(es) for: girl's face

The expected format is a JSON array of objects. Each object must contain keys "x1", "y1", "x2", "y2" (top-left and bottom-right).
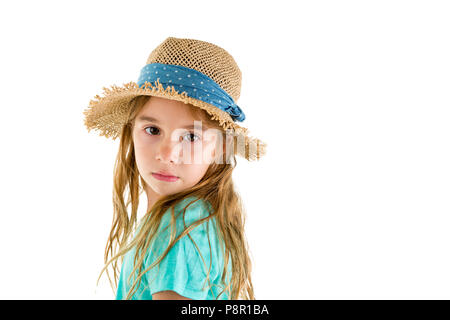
[{"x1": 132, "y1": 96, "x2": 219, "y2": 209}]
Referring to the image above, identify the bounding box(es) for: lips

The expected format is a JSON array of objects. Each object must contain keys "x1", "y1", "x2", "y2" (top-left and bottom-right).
[
  {"x1": 152, "y1": 171, "x2": 179, "y2": 182},
  {"x1": 154, "y1": 171, "x2": 178, "y2": 178}
]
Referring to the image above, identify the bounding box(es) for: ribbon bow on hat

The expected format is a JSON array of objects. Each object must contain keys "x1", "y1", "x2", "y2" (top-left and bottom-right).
[{"x1": 137, "y1": 63, "x2": 245, "y2": 122}]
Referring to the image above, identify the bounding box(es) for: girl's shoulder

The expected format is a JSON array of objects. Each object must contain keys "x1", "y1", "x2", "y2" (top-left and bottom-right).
[
  {"x1": 156, "y1": 196, "x2": 215, "y2": 235},
  {"x1": 173, "y1": 196, "x2": 213, "y2": 221},
  {"x1": 148, "y1": 196, "x2": 222, "y2": 263}
]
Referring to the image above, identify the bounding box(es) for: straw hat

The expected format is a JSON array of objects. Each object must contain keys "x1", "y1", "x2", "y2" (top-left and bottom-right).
[{"x1": 83, "y1": 36, "x2": 267, "y2": 161}]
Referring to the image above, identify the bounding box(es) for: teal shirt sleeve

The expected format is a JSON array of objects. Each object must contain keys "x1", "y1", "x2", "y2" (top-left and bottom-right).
[{"x1": 144, "y1": 198, "x2": 227, "y2": 300}]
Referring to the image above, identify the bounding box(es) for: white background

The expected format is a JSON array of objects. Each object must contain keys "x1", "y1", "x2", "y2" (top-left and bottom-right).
[{"x1": 0, "y1": 0, "x2": 449, "y2": 299}]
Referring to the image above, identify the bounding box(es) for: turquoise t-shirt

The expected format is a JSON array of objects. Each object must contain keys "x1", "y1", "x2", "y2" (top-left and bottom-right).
[{"x1": 115, "y1": 196, "x2": 232, "y2": 300}]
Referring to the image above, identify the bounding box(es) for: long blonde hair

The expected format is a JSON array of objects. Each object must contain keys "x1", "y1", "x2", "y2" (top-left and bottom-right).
[{"x1": 96, "y1": 95, "x2": 255, "y2": 300}]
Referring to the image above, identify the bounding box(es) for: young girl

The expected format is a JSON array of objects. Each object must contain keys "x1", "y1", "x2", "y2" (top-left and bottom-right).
[{"x1": 83, "y1": 37, "x2": 267, "y2": 300}]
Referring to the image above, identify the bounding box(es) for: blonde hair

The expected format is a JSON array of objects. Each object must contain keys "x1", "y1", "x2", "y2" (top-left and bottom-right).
[{"x1": 96, "y1": 95, "x2": 255, "y2": 300}]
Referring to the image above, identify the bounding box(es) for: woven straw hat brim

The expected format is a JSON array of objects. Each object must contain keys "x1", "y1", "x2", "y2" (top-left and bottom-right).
[{"x1": 83, "y1": 79, "x2": 267, "y2": 161}]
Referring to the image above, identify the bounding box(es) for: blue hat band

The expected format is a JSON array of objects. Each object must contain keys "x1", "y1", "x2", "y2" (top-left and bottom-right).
[{"x1": 136, "y1": 62, "x2": 245, "y2": 122}]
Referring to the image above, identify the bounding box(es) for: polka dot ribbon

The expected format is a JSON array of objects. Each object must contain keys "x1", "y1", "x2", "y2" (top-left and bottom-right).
[{"x1": 136, "y1": 63, "x2": 246, "y2": 122}]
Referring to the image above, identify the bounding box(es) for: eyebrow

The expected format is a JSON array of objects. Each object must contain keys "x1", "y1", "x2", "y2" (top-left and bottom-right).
[{"x1": 137, "y1": 116, "x2": 208, "y2": 130}]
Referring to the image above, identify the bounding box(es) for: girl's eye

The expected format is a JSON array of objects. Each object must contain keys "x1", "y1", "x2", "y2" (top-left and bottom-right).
[
  {"x1": 144, "y1": 126, "x2": 160, "y2": 135},
  {"x1": 183, "y1": 132, "x2": 200, "y2": 143},
  {"x1": 144, "y1": 126, "x2": 200, "y2": 143}
]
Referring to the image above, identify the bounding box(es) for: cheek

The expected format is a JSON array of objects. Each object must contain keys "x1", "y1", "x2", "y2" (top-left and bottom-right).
[
  {"x1": 181, "y1": 162, "x2": 209, "y2": 181},
  {"x1": 133, "y1": 133, "x2": 154, "y2": 167},
  {"x1": 182, "y1": 144, "x2": 215, "y2": 165},
  {"x1": 133, "y1": 128, "x2": 157, "y2": 151},
  {"x1": 196, "y1": 134, "x2": 218, "y2": 161}
]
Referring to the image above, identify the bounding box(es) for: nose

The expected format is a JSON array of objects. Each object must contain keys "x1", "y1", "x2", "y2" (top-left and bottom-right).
[{"x1": 155, "y1": 135, "x2": 182, "y2": 164}]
